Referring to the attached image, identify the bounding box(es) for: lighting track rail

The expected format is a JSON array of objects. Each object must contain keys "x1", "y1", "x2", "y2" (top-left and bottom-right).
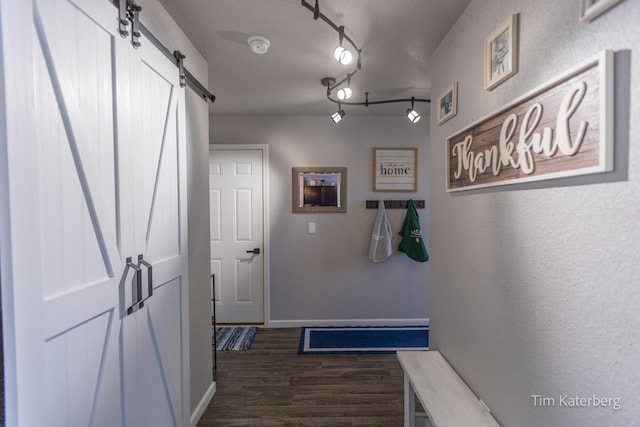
[{"x1": 301, "y1": 0, "x2": 429, "y2": 123}]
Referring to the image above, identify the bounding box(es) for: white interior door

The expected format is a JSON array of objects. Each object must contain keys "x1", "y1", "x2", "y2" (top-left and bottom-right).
[
  {"x1": 209, "y1": 148, "x2": 265, "y2": 324},
  {"x1": 0, "y1": 0, "x2": 188, "y2": 425}
]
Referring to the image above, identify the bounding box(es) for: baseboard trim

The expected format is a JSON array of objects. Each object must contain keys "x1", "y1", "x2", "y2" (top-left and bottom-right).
[
  {"x1": 190, "y1": 381, "x2": 216, "y2": 427},
  {"x1": 267, "y1": 318, "x2": 429, "y2": 328}
]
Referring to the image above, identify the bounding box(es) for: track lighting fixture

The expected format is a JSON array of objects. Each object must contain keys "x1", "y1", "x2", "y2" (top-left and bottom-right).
[
  {"x1": 301, "y1": 0, "x2": 430, "y2": 122},
  {"x1": 406, "y1": 97, "x2": 421, "y2": 123}
]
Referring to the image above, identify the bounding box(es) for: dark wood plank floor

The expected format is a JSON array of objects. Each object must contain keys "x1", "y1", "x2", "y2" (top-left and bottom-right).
[{"x1": 197, "y1": 327, "x2": 407, "y2": 427}]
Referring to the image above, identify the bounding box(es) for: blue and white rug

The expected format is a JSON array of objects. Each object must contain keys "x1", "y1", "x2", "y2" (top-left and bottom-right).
[
  {"x1": 298, "y1": 326, "x2": 429, "y2": 354},
  {"x1": 214, "y1": 326, "x2": 258, "y2": 351}
]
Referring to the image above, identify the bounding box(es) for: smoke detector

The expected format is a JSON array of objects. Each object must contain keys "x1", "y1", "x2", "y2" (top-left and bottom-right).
[{"x1": 247, "y1": 36, "x2": 270, "y2": 54}]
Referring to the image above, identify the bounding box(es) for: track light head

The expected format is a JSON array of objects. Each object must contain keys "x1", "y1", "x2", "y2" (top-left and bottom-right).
[
  {"x1": 333, "y1": 46, "x2": 353, "y2": 65},
  {"x1": 406, "y1": 108, "x2": 421, "y2": 123},
  {"x1": 337, "y1": 75, "x2": 353, "y2": 100},
  {"x1": 331, "y1": 109, "x2": 345, "y2": 124},
  {"x1": 333, "y1": 27, "x2": 352, "y2": 65},
  {"x1": 406, "y1": 97, "x2": 420, "y2": 123},
  {"x1": 337, "y1": 87, "x2": 352, "y2": 100}
]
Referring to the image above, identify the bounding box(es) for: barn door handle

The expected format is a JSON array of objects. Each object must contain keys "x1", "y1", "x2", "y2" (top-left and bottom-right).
[
  {"x1": 246, "y1": 248, "x2": 260, "y2": 255},
  {"x1": 137, "y1": 254, "x2": 153, "y2": 308},
  {"x1": 125, "y1": 256, "x2": 142, "y2": 315},
  {"x1": 125, "y1": 255, "x2": 153, "y2": 315}
]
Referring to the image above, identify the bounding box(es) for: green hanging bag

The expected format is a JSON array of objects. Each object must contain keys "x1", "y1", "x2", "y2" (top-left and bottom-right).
[{"x1": 398, "y1": 200, "x2": 429, "y2": 262}]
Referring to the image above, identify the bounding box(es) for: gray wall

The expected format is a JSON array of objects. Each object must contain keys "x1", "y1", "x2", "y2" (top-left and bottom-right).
[
  {"x1": 429, "y1": 1, "x2": 640, "y2": 426},
  {"x1": 211, "y1": 115, "x2": 430, "y2": 326},
  {"x1": 137, "y1": 0, "x2": 213, "y2": 418}
]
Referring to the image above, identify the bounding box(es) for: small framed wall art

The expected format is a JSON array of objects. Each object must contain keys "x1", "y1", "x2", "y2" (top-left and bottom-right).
[
  {"x1": 484, "y1": 14, "x2": 519, "y2": 90},
  {"x1": 292, "y1": 167, "x2": 347, "y2": 213},
  {"x1": 373, "y1": 147, "x2": 417, "y2": 192},
  {"x1": 437, "y1": 82, "x2": 458, "y2": 125},
  {"x1": 579, "y1": 0, "x2": 624, "y2": 22}
]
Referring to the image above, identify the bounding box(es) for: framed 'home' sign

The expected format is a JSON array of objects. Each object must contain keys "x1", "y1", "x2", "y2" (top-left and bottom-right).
[
  {"x1": 447, "y1": 50, "x2": 614, "y2": 192},
  {"x1": 373, "y1": 147, "x2": 417, "y2": 192}
]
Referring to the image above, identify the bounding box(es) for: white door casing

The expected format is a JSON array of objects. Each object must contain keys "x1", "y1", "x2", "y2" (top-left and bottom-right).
[
  {"x1": 209, "y1": 147, "x2": 266, "y2": 324},
  {"x1": 0, "y1": 0, "x2": 189, "y2": 425}
]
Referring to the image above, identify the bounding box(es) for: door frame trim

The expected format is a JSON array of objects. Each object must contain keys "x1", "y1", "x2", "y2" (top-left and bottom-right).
[{"x1": 209, "y1": 144, "x2": 270, "y2": 326}]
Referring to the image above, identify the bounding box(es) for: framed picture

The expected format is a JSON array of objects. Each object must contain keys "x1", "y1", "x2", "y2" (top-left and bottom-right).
[
  {"x1": 292, "y1": 167, "x2": 347, "y2": 213},
  {"x1": 373, "y1": 147, "x2": 417, "y2": 192},
  {"x1": 579, "y1": 0, "x2": 624, "y2": 22},
  {"x1": 437, "y1": 82, "x2": 458, "y2": 125},
  {"x1": 484, "y1": 14, "x2": 519, "y2": 90}
]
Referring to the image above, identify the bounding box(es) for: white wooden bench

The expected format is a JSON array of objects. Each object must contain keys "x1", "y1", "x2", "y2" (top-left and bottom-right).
[{"x1": 396, "y1": 351, "x2": 500, "y2": 427}]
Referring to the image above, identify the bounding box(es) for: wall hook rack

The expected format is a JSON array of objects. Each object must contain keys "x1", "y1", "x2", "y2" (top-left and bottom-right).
[{"x1": 366, "y1": 200, "x2": 425, "y2": 209}]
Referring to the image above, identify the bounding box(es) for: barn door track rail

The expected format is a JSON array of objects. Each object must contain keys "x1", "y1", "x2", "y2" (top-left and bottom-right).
[{"x1": 115, "y1": 0, "x2": 216, "y2": 102}]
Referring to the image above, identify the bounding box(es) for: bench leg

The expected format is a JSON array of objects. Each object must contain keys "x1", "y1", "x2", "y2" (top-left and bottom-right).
[{"x1": 404, "y1": 371, "x2": 416, "y2": 427}]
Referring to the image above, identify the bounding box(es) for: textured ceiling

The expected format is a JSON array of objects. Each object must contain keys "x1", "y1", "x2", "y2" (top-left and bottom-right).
[{"x1": 157, "y1": 0, "x2": 470, "y2": 116}]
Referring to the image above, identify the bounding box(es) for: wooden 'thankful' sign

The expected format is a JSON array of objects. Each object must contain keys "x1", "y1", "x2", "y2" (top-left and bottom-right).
[{"x1": 446, "y1": 50, "x2": 614, "y2": 192}]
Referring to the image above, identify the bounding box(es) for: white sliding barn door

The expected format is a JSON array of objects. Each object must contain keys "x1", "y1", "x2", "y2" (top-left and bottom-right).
[
  {"x1": 120, "y1": 31, "x2": 190, "y2": 427},
  {"x1": 0, "y1": 0, "x2": 189, "y2": 426}
]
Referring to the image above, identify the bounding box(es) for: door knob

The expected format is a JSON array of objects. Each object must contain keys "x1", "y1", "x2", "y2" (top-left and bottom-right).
[{"x1": 246, "y1": 248, "x2": 260, "y2": 255}]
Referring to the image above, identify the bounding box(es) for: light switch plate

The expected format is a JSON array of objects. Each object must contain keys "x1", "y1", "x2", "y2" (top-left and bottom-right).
[{"x1": 308, "y1": 222, "x2": 316, "y2": 233}]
